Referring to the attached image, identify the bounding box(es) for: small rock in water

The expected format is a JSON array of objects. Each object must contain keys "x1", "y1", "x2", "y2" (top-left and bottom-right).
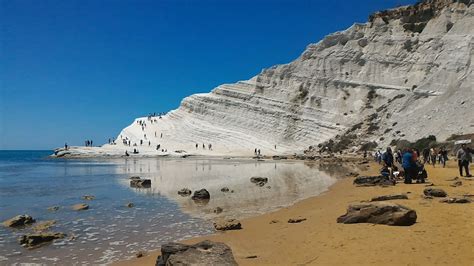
[
  {"x1": 2, "y1": 215, "x2": 36, "y2": 228},
  {"x1": 129, "y1": 176, "x2": 141, "y2": 180},
  {"x1": 130, "y1": 179, "x2": 151, "y2": 188},
  {"x1": 178, "y1": 188, "x2": 192, "y2": 196},
  {"x1": 337, "y1": 202, "x2": 417, "y2": 226},
  {"x1": 250, "y1": 177, "x2": 268, "y2": 187},
  {"x1": 191, "y1": 189, "x2": 210, "y2": 201},
  {"x1": 288, "y1": 217, "x2": 306, "y2": 223},
  {"x1": 156, "y1": 240, "x2": 237, "y2": 265},
  {"x1": 213, "y1": 207, "x2": 223, "y2": 214},
  {"x1": 47, "y1": 206, "x2": 60, "y2": 212},
  {"x1": 19, "y1": 232, "x2": 65, "y2": 248},
  {"x1": 440, "y1": 197, "x2": 471, "y2": 204},
  {"x1": 32, "y1": 220, "x2": 56, "y2": 232},
  {"x1": 423, "y1": 188, "x2": 447, "y2": 197},
  {"x1": 82, "y1": 195, "x2": 95, "y2": 200},
  {"x1": 213, "y1": 219, "x2": 242, "y2": 231},
  {"x1": 126, "y1": 202, "x2": 134, "y2": 208},
  {"x1": 220, "y1": 187, "x2": 230, "y2": 192},
  {"x1": 72, "y1": 203, "x2": 89, "y2": 211},
  {"x1": 135, "y1": 250, "x2": 146, "y2": 258}
]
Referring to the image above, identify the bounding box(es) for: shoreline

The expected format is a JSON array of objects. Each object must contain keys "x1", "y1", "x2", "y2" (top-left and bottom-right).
[{"x1": 114, "y1": 159, "x2": 473, "y2": 266}]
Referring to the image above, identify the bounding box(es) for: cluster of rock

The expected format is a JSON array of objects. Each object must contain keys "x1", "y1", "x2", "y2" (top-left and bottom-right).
[{"x1": 130, "y1": 176, "x2": 152, "y2": 188}]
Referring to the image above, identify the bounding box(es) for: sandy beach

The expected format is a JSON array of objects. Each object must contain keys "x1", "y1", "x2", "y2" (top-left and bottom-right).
[{"x1": 115, "y1": 159, "x2": 474, "y2": 266}]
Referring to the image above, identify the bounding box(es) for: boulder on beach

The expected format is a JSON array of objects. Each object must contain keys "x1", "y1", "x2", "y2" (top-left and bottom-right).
[
  {"x1": 156, "y1": 240, "x2": 237, "y2": 266},
  {"x1": 450, "y1": 180, "x2": 462, "y2": 187},
  {"x1": 130, "y1": 178, "x2": 151, "y2": 188},
  {"x1": 353, "y1": 175, "x2": 395, "y2": 187},
  {"x1": 191, "y1": 189, "x2": 210, "y2": 201},
  {"x1": 214, "y1": 219, "x2": 242, "y2": 231},
  {"x1": 19, "y1": 232, "x2": 65, "y2": 248},
  {"x1": 370, "y1": 194, "x2": 408, "y2": 201},
  {"x1": 178, "y1": 188, "x2": 192, "y2": 196},
  {"x1": 72, "y1": 203, "x2": 89, "y2": 211},
  {"x1": 337, "y1": 202, "x2": 417, "y2": 226},
  {"x1": 440, "y1": 197, "x2": 471, "y2": 204},
  {"x1": 250, "y1": 177, "x2": 268, "y2": 187},
  {"x1": 288, "y1": 217, "x2": 307, "y2": 223},
  {"x1": 2, "y1": 215, "x2": 36, "y2": 228},
  {"x1": 423, "y1": 188, "x2": 447, "y2": 197}
]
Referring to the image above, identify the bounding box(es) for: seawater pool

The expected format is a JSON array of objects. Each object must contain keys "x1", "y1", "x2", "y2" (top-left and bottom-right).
[{"x1": 0, "y1": 151, "x2": 339, "y2": 264}]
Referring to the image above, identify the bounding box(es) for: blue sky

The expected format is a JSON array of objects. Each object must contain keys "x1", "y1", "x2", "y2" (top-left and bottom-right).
[{"x1": 0, "y1": 0, "x2": 415, "y2": 150}]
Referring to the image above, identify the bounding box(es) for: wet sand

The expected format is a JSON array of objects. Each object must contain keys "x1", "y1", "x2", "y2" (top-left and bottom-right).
[{"x1": 115, "y1": 159, "x2": 474, "y2": 266}]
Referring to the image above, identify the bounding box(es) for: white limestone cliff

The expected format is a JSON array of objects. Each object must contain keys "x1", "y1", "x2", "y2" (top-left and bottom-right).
[{"x1": 57, "y1": 0, "x2": 473, "y2": 157}]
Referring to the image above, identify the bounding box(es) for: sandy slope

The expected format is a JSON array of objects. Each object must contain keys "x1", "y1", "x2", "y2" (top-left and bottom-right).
[{"x1": 115, "y1": 160, "x2": 474, "y2": 266}]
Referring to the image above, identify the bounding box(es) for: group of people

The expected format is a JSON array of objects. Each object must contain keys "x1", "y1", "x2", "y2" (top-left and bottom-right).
[
  {"x1": 196, "y1": 143, "x2": 213, "y2": 150},
  {"x1": 85, "y1": 140, "x2": 93, "y2": 147},
  {"x1": 422, "y1": 147, "x2": 448, "y2": 167},
  {"x1": 376, "y1": 143, "x2": 472, "y2": 184}
]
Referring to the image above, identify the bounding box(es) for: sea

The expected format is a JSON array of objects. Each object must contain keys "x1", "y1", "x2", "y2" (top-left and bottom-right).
[{"x1": 0, "y1": 150, "x2": 338, "y2": 264}]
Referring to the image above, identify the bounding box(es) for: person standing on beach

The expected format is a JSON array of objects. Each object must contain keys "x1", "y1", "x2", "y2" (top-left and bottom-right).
[
  {"x1": 402, "y1": 149, "x2": 417, "y2": 184},
  {"x1": 64, "y1": 143, "x2": 68, "y2": 150},
  {"x1": 382, "y1": 147, "x2": 394, "y2": 168},
  {"x1": 430, "y1": 148, "x2": 437, "y2": 167},
  {"x1": 457, "y1": 144, "x2": 472, "y2": 177}
]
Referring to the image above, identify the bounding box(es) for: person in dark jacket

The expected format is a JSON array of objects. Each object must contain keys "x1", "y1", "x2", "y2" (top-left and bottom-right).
[
  {"x1": 457, "y1": 144, "x2": 472, "y2": 177},
  {"x1": 382, "y1": 147, "x2": 394, "y2": 167}
]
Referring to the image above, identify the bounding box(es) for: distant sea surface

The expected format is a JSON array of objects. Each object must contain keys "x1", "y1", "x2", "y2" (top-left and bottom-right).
[{"x1": 0, "y1": 150, "x2": 336, "y2": 264}]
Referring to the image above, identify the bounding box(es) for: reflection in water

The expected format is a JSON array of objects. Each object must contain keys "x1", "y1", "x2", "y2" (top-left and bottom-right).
[
  {"x1": 119, "y1": 158, "x2": 337, "y2": 220},
  {"x1": 0, "y1": 155, "x2": 341, "y2": 265}
]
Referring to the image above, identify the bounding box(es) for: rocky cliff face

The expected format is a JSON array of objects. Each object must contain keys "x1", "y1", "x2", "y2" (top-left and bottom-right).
[{"x1": 116, "y1": 0, "x2": 473, "y2": 155}]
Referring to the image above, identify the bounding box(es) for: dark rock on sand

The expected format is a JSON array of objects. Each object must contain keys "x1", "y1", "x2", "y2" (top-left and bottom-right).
[
  {"x1": 82, "y1": 195, "x2": 95, "y2": 200},
  {"x1": 423, "y1": 188, "x2": 447, "y2": 197},
  {"x1": 370, "y1": 194, "x2": 408, "y2": 201},
  {"x1": 130, "y1": 178, "x2": 151, "y2": 188},
  {"x1": 192, "y1": 189, "x2": 210, "y2": 201},
  {"x1": 221, "y1": 187, "x2": 230, "y2": 192},
  {"x1": 213, "y1": 219, "x2": 242, "y2": 231},
  {"x1": 213, "y1": 207, "x2": 223, "y2": 214},
  {"x1": 288, "y1": 217, "x2": 307, "y2": 223},
  {"x1": 72, "y1": 203, "x2": 89, "y2": 211},
  {"x1": 2, "y1": 215, "x2": 36, "y2": 227},
  {"x1": 156, "y1": 240, "x2": 237, "y2": 266},
  {"x1": 440, "y1": 197, "x2": 471, "y2": 204},
  {"x1": 178, "y1": 188, "x2": 192, "y2": 196},
  {"x1": 353, "y1": 175, "x2": 395, "y2": 187},
  {"x1": 19, "y1": 232, "x2": 65, "y2": 248},
  {"x1": 250, "y1": 177, "x2": 268, "y2": 187},
  {"x1": 450, "y1": 180, "x2": 462, "y2": 187},
  {"x1": 337, "y1": 202, "x2": 417, "y2": 226}
]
